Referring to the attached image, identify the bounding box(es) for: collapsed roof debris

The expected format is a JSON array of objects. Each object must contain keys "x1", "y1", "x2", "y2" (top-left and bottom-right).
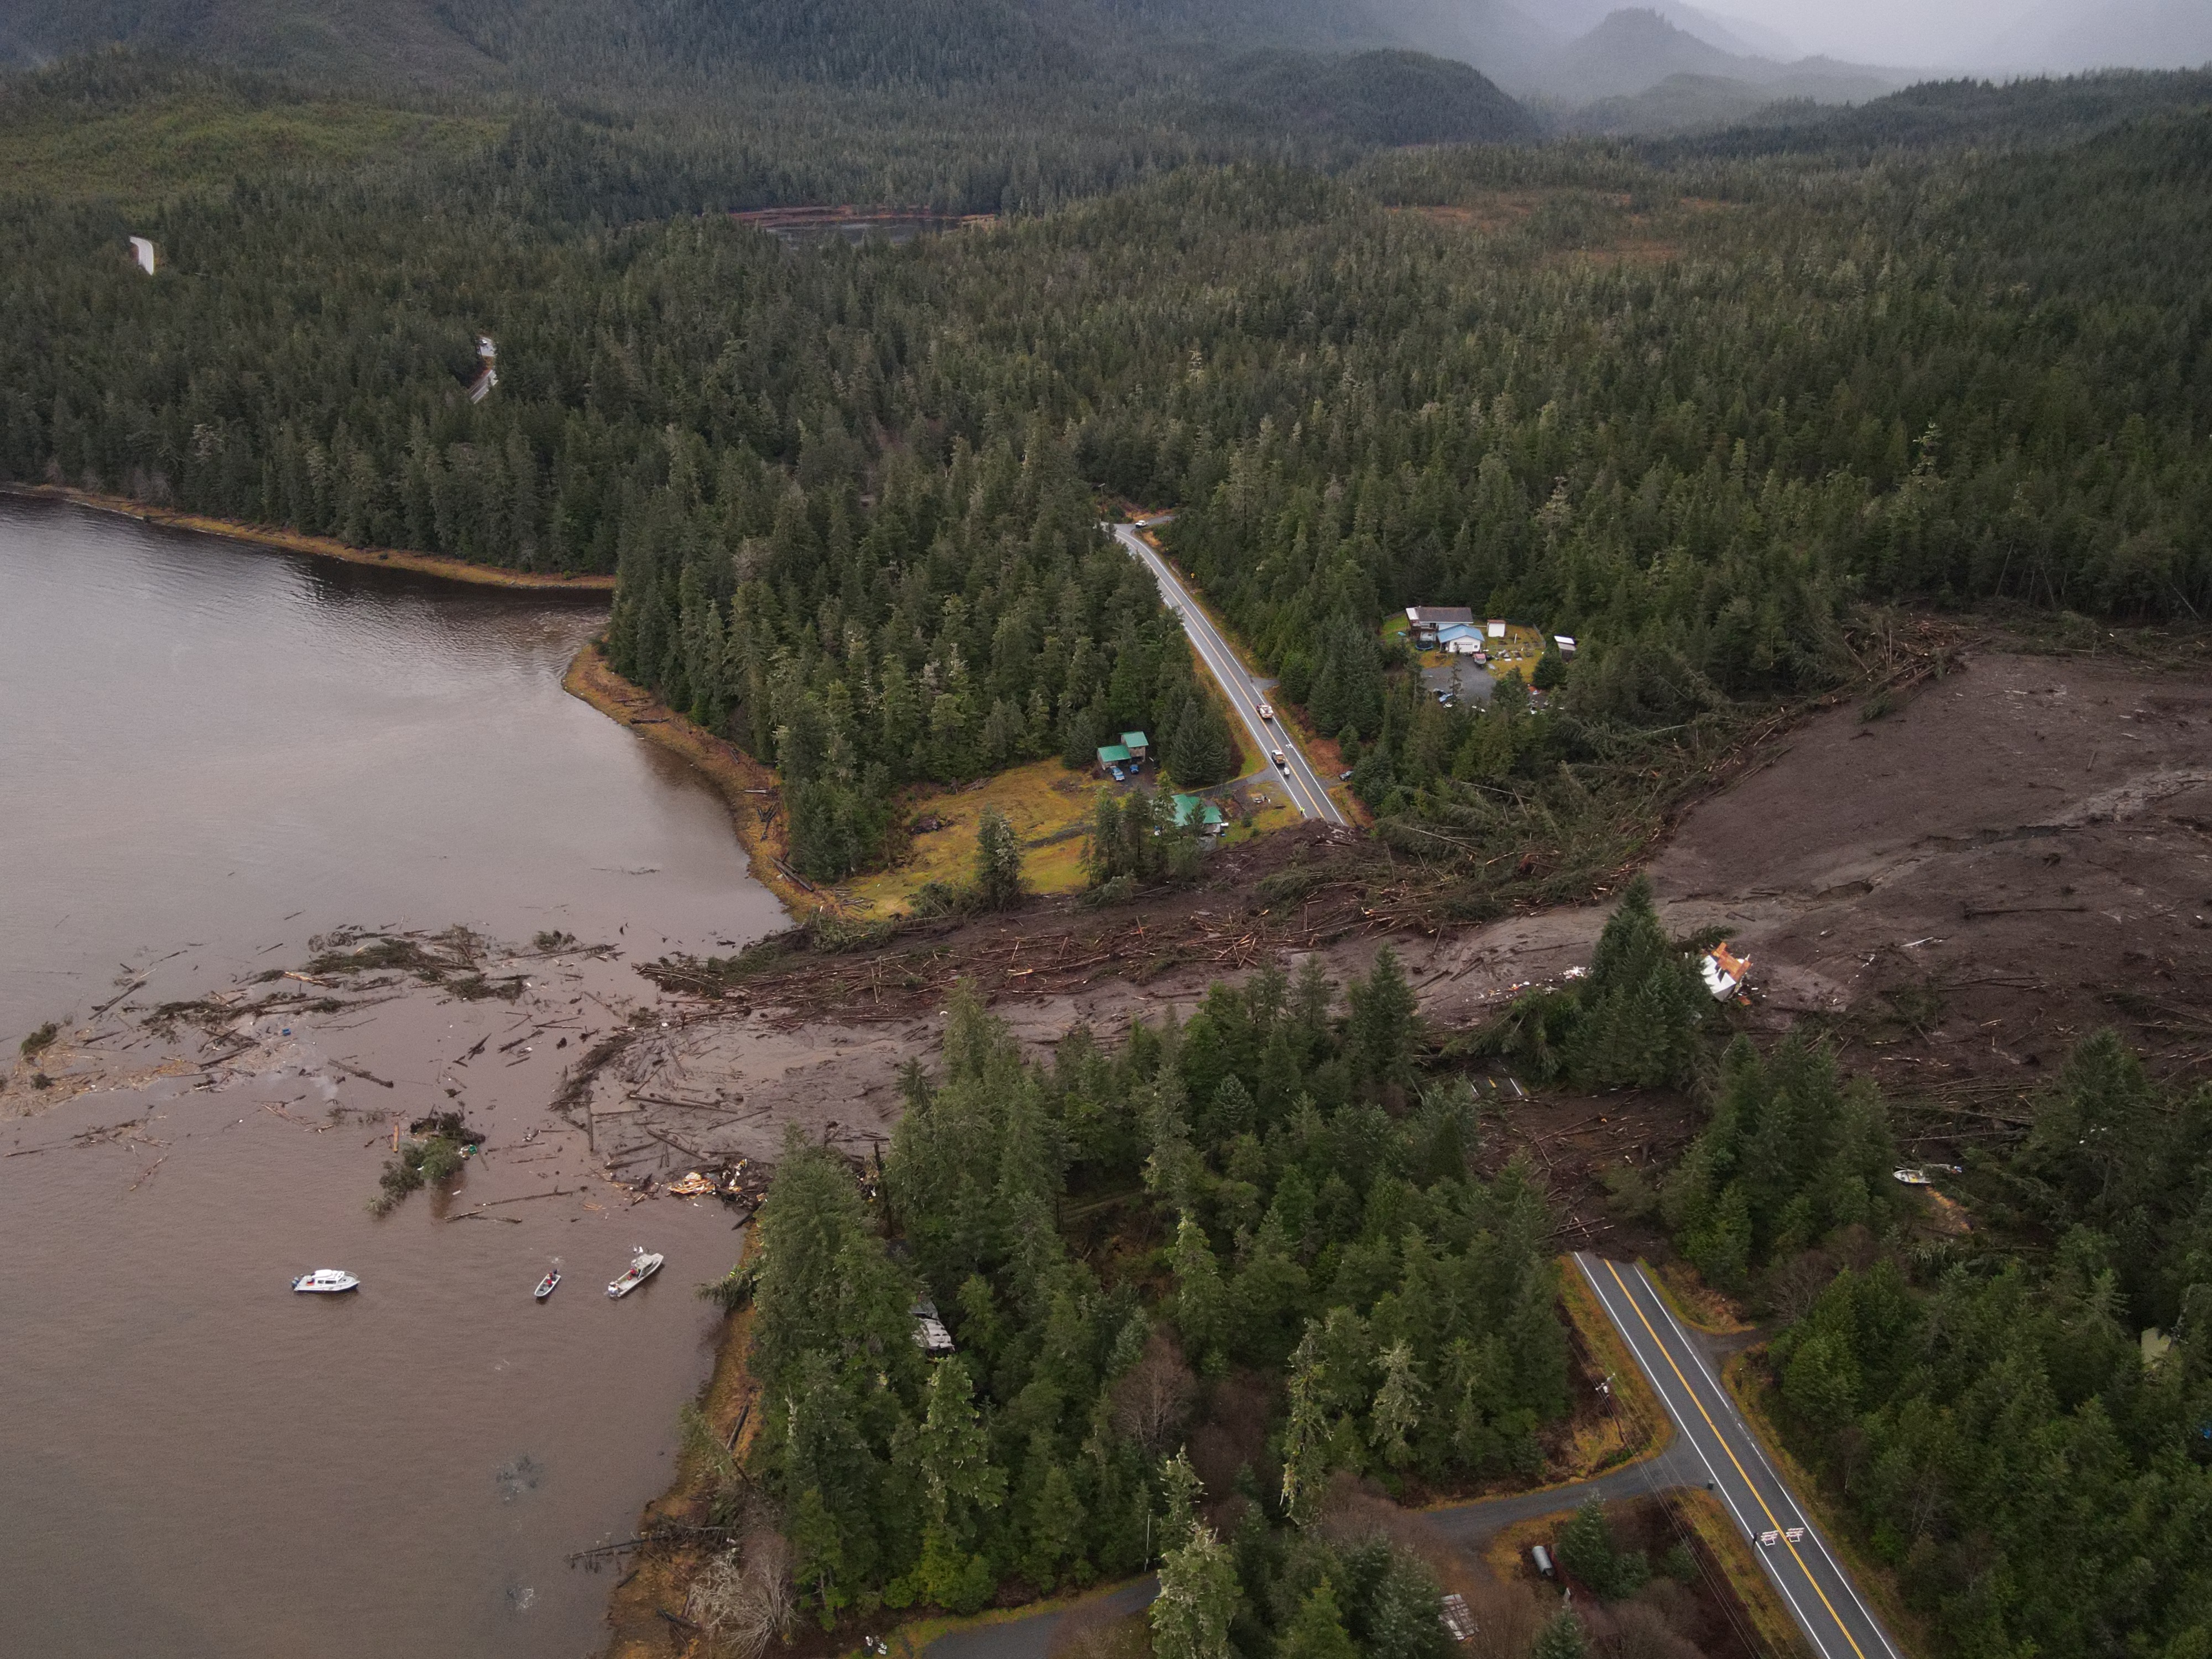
[{"x1": 1700, "y1": 942, "x2": 1750, "y2": 1000}]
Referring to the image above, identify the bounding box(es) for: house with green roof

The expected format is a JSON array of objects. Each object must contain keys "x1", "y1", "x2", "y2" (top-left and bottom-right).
[
  {"x1": 1171, "y1": 793, "x2": 1225, "y2": 834},
  {"x1": 1120, "y1": 731, "x2": 1149, "y2": 761},
  {"x1": 1095, "y1": 744, "x2": 1132, "y2": 773}
]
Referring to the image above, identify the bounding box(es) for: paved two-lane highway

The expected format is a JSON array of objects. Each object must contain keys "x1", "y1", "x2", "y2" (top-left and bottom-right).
[
  {"x1": 1573, "y1": 1255, "x2": 1905, "y2": 1659},
  {"x1": 1111, "y1": 523, "x2": 1345, "y2": 826}
]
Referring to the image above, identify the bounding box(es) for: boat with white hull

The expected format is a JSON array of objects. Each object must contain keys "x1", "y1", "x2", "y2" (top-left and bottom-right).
[
  {"x1": 292, "y1": 1269, "x2": 360, "y2": 1294},
  {"x1": 607, "y1": 1250, "x2": 662, "y2": 1298}
]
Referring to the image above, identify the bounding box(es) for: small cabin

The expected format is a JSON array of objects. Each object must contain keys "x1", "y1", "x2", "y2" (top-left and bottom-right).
[
  {"x1": 1171, "y1": 794, "x2": 1225, "y2": 834},
  {"x1": 1096, "y1": 743, "x2": 1133, "y2": 774},
  {"x1": 1120, "y1": 731, "x2": 1150, "y2": 763}
]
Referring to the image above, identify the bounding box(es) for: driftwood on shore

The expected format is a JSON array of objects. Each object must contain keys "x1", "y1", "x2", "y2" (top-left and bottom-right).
[{"x1": 566, "y1": 1521, "x2": 733, "y2": 1565}]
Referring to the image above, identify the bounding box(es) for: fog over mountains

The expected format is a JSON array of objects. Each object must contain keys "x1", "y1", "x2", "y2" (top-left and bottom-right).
[{"x1": 0, "y1": 0, "x2": 2203, "y2": 138}]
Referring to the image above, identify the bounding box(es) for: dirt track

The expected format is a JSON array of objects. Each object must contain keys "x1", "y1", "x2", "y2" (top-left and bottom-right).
[{"x1": 574, "y1": 634, "x2": 2212, "y2": 1190}]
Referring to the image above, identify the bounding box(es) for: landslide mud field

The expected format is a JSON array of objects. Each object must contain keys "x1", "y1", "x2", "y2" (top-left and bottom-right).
[
  {"x1": 20, "y1": 631, "x2": 2210, "y2": 1271},
  {"x1": 547, "y1": 630, "x2": 2212, "y2": 1227}
]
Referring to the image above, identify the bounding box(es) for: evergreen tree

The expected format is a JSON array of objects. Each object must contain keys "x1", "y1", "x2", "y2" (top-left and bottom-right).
[
  {"x1": 1532, "y1": 1610, "x2": 1589, "y2": 1659},
  {"x1": 1280, "y1": 1319, "x2": 1331, "y2": 1523},
  {"x1": 1151, "y1": 1524, "x2": 1239, "y2": 1659},
  {"x1": 1281, "y1": 1579, "x2": 1361, "y2": 1659},
  {"x1": 1557, "y1": 1499, "x2": 1647, "y2": 1599},
  {"x1": 912, "y1": 1356, "x2": 1006, "y2": 1612},
  {"x1": 1347, "y1": 945, "x2": 1419, "y2": 1090},
  {"x1": 1369, "y1": 1340, "x2": 1424, "y2": 1470},
  {"x1": 973, "y1": 806, "x2": 1027, "y2": 910},
  {"x1": 1170, "y1": 1217, "x2": 1229, "y2": 1374}
]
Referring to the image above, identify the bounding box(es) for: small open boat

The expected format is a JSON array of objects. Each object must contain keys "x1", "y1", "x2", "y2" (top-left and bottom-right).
[
  {"x1": 292, "y1": 1269, "x2": 360, "y2": 1294},
  {"x1": 534, "y1": 1267, "x2": 561, "y2": 1301},
  {"x1": 607, "y1": 1250, "x2": 664, "y2": 1298}
]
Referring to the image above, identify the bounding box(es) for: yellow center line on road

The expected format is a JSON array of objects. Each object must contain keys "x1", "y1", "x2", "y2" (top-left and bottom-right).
[{"x1": 1601, "y1": 1259, "x2": 1871, "y2": 1659}]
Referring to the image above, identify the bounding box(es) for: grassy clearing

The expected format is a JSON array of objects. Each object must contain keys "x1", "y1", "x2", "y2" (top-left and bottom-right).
[
  {"x1": 1557, "y1": 1260, "x2": 1673, "y2": 1473},
  {"x1": 839, "y1": 753, "x2": 1294, "y2": 917},
  {"x1": 1484, "y1": 623, "x2": 1552, "y2": 683},
  {"x1": 843, "y1": 759, "x2": 1107, "y2": 914},
  {"x1": 1650, "y1": 1259, "x2": 1754, "y2": 1334},
  {"x1": 0, "y1": 96, "x2": 498, "y2": 205},
  {"x1": 1480, "y1": 1507, "x2": 1579, "y2": 1586}
]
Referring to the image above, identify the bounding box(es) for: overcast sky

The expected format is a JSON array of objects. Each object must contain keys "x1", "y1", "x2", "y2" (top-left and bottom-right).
[{"x1": 1722, "y1": 0, "x2": 2041, "y2": 65}]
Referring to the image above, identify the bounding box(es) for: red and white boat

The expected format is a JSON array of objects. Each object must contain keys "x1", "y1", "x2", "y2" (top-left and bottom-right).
[{"x1": 607, "y1": 1250, "x2": 663, "y2": 1298}]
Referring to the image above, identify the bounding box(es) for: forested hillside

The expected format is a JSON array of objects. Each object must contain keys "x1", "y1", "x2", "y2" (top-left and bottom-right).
[
  {"x1": 6, "y1": 65, "x2": 2210, "y2": 884},
  {"x1": 736, "y1": 959, "x2": 1569, "y2": 1620},
  {"x1": 1672, "y1": 1030, "x2": 2212, "y2": 1659}
]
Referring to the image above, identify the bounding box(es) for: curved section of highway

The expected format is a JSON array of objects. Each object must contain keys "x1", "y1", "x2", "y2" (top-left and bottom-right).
[
  {"x1": 1110, "y1": 523, "x2": 1346, "y2": 826},
  {"x1": 1573, "y1": 1254, "x2": 1906, "y2": 1659}
]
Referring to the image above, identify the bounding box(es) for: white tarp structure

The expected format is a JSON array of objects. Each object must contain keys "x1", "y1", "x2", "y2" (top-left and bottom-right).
[{"x1": 128, "y1": 236, "x2": 156, "y2": 275}]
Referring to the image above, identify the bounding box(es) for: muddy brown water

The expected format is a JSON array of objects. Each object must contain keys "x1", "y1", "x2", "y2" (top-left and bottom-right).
[{"x1": 0, "y1": 499, "x2": 788, "y2": 1656}]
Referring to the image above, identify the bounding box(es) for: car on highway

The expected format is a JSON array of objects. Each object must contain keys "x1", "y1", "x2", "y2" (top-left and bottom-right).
[
  {"x1": 1256, "y1": 701, "x2": 1274, "y2": 720},
  {"x1": 1272, "y1": 749, "x2": 1288, "y2": 770}
]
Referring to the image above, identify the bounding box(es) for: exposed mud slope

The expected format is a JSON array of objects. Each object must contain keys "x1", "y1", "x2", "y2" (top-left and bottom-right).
[
  {"x1": 591, "y1": 638, "x2": 2212, "y2": 1188},
  {"x1": 1650, "y1": 647, "x2": 2212, "y2": 1095}
]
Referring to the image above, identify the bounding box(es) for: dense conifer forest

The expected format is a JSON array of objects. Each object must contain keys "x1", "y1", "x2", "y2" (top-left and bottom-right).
[
  {"x1": 6, "y1": 61, "x2": 2207, "y2": 880},
  {"x1": 736, "y1": 957, "x2": 1567, "y2": 1625}
]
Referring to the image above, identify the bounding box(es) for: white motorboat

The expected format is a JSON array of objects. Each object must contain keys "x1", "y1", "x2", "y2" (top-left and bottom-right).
[
  {"x1": 534, "y1": 1268, "x2": 561, "y2": 1301},
  {"x1": 607, "y1": 1250, "x2": 663, "y2": 1298},
  {"x1": 292, "y1": 1269, "x2": 360, "y2": 1294}
]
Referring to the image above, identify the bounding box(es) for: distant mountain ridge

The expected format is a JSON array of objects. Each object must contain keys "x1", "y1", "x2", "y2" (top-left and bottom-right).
[
  {"x1": 1525, "y1": 8, "x2": 1899, "y2": 107},
  {"x1": 0, "y1": 0, "x2": 1427, "y2": 85},
  {"x1": 1201, "y1": 48, "x2": 1542, "y2": 145}
]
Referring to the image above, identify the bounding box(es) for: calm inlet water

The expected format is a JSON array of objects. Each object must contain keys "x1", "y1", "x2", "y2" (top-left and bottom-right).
[
  {"x1": 0, "y1": 499, "x2": 787, "y2": 1657},
  {"x1": 0, "y1": 498, "x2": 780, "y2": 1034}
]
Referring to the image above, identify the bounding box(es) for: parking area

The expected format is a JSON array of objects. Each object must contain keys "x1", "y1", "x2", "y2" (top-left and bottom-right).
[{"x1": 1421, "y1": 658, "x2": 1496, "y2": 705}]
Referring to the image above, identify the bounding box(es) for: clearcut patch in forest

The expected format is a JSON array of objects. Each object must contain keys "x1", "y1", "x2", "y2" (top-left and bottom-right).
[{"x1": 1392, "y1": 190, "x2": 1733, "y2": 266}]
